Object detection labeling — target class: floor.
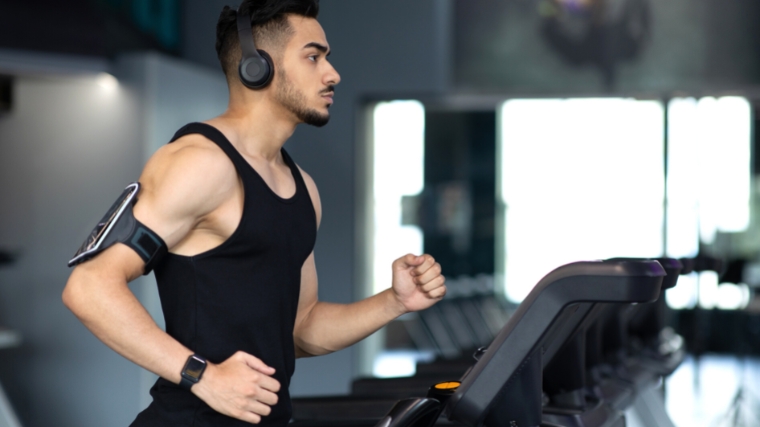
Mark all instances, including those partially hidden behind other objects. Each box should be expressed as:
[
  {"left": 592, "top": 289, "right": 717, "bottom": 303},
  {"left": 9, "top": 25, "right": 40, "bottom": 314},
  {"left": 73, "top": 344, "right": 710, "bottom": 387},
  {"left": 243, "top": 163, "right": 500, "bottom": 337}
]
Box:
[{"left": 665, "top": 355, "right": 760, "bottom": 427}]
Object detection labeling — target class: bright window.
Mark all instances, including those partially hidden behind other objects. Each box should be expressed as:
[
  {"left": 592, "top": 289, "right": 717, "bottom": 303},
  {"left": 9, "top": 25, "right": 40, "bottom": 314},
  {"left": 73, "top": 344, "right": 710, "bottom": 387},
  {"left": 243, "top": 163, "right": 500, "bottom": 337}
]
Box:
[
  {"left": 665, "top": 96, "right": 752, "bottom": 309},
  {"left": 499, "top": 98, "right": 665, "bottom": 302},
  {"left": 371, "top": 101, "right": 425, "bottom": 294}
]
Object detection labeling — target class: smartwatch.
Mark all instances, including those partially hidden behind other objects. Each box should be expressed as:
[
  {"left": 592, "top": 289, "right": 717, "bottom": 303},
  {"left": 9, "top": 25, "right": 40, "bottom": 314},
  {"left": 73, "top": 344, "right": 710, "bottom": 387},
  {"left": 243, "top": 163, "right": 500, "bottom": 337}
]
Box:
[{"left": 180, "top": 354, "right": 208, "bottom": 390}]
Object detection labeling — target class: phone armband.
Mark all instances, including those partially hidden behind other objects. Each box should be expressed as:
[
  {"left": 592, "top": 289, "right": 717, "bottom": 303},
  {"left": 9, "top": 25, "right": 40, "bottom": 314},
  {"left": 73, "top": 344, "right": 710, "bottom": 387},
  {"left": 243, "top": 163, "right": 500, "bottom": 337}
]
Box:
[{"left": 68, "top": 182, "right": 167, "bottom": 275}]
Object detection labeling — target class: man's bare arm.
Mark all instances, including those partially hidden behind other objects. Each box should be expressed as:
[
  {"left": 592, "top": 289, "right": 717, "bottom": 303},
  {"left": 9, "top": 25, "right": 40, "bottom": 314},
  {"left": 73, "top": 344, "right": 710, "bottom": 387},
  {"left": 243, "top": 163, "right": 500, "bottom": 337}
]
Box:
[
  {"left": 65, "top": 244, "right": 196, "bottom": 378},
  {"left": 292, "top": 170, "right": 446, "bottom": 357},
  {"left": 63, "top": 137, "right": 280, "bottom": 424},
  {"left": 293, "top": 253, "right": 444, "bottom": 357}
]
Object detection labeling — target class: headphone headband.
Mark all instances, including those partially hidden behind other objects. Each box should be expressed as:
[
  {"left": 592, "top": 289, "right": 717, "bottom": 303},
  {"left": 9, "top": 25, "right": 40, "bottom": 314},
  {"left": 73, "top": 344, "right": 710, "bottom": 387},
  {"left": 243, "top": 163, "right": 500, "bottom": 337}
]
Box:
[{"left": 236, "top": 3, "right": 258, "bottom": 59}]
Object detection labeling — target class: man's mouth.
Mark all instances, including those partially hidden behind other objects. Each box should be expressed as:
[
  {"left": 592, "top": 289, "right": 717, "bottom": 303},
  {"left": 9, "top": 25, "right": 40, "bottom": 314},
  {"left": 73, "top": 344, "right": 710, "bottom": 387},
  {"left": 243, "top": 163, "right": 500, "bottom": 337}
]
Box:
[{"left": 321, "top": 91, "right": 334, "bottom": 104}]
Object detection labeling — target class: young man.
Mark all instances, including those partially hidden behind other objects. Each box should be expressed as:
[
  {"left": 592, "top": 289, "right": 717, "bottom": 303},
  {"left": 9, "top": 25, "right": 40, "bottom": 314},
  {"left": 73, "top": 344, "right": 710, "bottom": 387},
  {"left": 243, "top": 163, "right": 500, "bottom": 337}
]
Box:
[{"left": 62, "top": 0, "right": 446, "bottom": 426}]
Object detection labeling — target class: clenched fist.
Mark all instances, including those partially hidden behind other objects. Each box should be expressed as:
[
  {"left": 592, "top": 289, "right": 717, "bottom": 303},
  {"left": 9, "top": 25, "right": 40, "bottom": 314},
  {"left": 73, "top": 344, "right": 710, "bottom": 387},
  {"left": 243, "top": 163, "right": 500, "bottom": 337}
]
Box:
[
  {"left": 391, "top": 254, "right": 446, "bottom": 313},
  {"left": 192, "top": 351, "right": 280, "bottom": 424}
]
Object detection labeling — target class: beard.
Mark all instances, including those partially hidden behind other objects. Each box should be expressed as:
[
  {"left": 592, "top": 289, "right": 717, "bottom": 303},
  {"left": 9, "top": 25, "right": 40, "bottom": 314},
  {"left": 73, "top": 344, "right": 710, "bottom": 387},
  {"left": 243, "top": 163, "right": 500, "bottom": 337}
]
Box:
[{"left": 274, "top": 68, "right": 331, "bottom": 127}]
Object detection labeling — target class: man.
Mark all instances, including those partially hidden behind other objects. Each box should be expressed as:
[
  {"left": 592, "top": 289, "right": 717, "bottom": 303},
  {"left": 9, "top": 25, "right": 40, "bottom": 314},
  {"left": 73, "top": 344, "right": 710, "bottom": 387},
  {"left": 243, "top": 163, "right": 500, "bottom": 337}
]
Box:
[{"left": 62, "top": 0, "right": 446, "bottom": 426}]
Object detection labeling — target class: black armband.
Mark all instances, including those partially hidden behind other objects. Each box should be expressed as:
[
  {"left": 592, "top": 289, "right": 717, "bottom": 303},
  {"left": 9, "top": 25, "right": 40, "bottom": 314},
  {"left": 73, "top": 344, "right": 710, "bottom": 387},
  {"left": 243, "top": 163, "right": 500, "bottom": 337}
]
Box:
[{"left": 68, "top": 182, "right": 167, "bottom": 275}]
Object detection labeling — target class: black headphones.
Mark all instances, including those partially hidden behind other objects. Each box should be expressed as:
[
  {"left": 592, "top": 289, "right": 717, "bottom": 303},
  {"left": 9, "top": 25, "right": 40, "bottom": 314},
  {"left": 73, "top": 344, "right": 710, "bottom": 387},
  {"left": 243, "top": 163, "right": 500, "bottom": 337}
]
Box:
[{"left": 237, "top": 2, "right": 274, "bottom": 89}]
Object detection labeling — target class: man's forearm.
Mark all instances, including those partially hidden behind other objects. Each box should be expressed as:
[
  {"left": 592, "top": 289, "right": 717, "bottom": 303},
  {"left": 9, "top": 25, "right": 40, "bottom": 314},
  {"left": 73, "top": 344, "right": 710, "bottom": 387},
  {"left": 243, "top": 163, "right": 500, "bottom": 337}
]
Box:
[
  {"left": 63, "top": 264, "right": 193, "bottom": 384},
  {"left": 294, "top": 289, "right": 406, "bottom": 357}
]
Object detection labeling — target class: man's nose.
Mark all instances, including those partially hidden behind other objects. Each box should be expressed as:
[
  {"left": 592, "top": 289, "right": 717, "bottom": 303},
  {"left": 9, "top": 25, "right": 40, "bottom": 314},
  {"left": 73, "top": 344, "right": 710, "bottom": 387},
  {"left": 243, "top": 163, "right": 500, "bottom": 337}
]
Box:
[{"left": 325, "top": 63, "right": 341, "bottom": 86}]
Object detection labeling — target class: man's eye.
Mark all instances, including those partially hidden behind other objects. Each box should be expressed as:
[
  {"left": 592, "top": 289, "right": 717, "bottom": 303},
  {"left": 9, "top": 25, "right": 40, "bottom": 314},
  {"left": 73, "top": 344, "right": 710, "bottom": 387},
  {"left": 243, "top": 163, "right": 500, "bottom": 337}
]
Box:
[{"left": 308, "top": 56, "right": 317, "bottom": 62}]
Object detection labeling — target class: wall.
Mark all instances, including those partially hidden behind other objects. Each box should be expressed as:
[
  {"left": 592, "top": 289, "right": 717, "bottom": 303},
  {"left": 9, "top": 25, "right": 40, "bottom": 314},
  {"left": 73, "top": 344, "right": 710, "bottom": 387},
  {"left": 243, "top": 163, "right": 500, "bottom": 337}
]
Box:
[
  {"left": 0, "top": 74, "right": 144, "bottom": 427},
  {"left": 454, "top": 0, "right": 760, "bottom": 93}
]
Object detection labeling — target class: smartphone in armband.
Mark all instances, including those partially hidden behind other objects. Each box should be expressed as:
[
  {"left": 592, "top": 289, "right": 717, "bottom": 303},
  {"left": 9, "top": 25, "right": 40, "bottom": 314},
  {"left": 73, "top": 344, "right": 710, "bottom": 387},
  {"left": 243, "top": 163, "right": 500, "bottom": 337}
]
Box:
[{"left": 69, "top": 183, "right": 141, "bottom": 267}]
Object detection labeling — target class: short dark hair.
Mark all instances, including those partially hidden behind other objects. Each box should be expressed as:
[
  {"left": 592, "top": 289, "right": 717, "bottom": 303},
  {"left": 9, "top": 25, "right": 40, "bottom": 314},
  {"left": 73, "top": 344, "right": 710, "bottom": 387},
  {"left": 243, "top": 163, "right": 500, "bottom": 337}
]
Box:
[{"left": 215, "top": 0, "right": 320, "bottom": 81}]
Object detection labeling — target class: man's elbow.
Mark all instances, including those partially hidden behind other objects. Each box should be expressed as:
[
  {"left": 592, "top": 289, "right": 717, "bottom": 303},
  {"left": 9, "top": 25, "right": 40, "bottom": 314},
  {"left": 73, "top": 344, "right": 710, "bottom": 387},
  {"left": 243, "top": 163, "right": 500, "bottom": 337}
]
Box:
[
  {"left": 294, "top": 346, "right": 318, "bottom": 359},
  {"left": 62, "top": 267, "right": 98, "bottom": 317},
  {"left": 62, "top": 270, "right": 84, "bottom": 313},
  {"left": 293, "top": 335, "right": 335, "bottom": 358}
]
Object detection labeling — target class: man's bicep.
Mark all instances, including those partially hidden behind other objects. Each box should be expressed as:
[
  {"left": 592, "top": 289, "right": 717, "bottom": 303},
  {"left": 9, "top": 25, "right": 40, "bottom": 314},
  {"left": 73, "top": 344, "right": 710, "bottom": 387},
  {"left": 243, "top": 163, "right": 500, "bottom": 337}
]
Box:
[
  {"left": 131, "top": 187, "right": 197, "bottom": 252},
  {"left": 132, "top": 143, "right": 234, "bottom": 251}
]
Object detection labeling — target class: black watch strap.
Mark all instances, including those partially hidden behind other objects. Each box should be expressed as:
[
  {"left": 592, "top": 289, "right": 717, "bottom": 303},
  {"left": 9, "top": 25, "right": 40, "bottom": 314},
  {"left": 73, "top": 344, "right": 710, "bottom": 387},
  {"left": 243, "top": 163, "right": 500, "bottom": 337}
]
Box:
[
  {"left": 180, "top": 354, "right": 207, "bottom": 390},
  {"left": 179, "top": 376, "right": 196, "bottom": 390}
]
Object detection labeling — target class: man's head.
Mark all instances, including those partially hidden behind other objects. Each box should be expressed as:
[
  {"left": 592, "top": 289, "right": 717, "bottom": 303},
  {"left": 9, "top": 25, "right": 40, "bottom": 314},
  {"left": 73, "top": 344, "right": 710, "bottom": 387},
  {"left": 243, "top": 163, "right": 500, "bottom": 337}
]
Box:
[{"left": 216, "top": 0, "right": 340, "bottom": 127}]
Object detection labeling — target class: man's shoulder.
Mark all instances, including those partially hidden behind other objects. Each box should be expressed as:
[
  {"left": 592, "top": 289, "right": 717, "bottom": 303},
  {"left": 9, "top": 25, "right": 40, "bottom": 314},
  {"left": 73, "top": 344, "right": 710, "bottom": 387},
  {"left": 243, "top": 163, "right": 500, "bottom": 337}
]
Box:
[
  {"left": 295, "top": 164, "right": 316, "bottom": 188},
  {"left": 138, "top": 133, "right": 239, "bottom": 208},
  {"left": 163, "top": 132, "right": 230, "bottom": 164},
  {"left": 148, "top": 134, "right": 236, "bottom": 181}
]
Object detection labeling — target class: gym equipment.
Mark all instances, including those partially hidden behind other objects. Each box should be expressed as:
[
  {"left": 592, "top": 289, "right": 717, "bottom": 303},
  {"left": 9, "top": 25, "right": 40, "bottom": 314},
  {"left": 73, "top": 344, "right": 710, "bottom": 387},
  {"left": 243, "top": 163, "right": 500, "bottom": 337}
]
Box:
[
  {"left": 584, "top": 258, "right": 686, "bottom": 427},
  {"left": 291, "top": 259, "right": 665, "bottom": 427}
]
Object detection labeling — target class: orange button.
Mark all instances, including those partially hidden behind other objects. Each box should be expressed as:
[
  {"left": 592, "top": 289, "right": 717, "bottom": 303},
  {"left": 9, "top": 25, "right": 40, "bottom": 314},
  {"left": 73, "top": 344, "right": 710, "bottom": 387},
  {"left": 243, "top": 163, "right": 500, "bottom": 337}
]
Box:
[{"left": 434, "top": 381, "right": 461, "bottom": 390}]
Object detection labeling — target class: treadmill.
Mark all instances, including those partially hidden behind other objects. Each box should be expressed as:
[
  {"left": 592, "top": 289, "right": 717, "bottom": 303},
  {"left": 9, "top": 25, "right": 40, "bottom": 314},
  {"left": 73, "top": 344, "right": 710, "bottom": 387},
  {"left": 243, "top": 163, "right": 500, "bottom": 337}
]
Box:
[
  {"left": 582, "top": 258, "right": 685, "bottom": 427},
  {"left": 291, "top": 259, "right": 665, "bottom": 427}
]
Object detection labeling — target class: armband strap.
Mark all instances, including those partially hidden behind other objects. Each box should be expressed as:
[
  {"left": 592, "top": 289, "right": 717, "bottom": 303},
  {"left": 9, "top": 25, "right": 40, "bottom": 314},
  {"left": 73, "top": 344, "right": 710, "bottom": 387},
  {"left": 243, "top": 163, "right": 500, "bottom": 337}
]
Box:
[
  {"left": 122, "top": 219, "right": 168, "bottom": 274},
  {"left": 68, "top": 182, "right": 168, "bottom": 275}
]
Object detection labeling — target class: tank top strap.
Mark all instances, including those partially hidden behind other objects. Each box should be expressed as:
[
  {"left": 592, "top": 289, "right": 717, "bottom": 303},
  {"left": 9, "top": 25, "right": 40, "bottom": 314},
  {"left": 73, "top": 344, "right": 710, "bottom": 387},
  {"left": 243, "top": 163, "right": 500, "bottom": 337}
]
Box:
[
  {"left": 169, "top": 122, "right": 252, "bottom": 177},
  {"left": 280, "top": 148, "right": 308, "bottom": 195}
]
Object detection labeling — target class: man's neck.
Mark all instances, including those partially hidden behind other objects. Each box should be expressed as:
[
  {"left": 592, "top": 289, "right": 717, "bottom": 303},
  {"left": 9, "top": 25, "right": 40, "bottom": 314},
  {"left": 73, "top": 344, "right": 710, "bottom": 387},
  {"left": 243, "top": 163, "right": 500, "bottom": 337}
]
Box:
[{"left": 213, "top": 95, "right": 299, "bottom": 162}]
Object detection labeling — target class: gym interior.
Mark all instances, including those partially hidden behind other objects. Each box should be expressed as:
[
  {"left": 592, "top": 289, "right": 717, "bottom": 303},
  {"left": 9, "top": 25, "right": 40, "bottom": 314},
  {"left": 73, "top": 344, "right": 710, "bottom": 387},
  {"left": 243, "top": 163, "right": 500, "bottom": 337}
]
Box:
[{"left": 0, "top": 0, "right": 759, "bottom": 426}]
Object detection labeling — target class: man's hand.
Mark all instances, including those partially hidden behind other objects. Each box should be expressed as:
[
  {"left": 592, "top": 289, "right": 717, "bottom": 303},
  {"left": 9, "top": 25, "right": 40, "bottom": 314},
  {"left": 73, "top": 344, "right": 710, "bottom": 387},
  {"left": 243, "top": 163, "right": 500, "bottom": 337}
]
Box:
[
  {"left": 192, "top": 351, "right": 281, "bottom": 425},
  {"left": 391, "top": 254, "right": 446, "bottom": 313}
]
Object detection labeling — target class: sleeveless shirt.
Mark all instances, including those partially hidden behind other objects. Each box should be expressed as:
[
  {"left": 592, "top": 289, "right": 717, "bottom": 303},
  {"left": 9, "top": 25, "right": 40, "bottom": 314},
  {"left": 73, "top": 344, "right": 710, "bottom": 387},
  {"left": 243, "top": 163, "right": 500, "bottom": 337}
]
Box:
[{"left": 131, "top": 122, "right": 317, "bottom": 427}]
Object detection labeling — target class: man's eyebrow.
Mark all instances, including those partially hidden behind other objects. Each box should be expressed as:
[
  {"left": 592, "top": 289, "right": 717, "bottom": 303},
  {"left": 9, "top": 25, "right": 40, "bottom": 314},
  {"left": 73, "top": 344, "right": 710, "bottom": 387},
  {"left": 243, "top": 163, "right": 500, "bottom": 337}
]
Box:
[{"left": 303, "top": 42, "right": 330, "bottom": 56}]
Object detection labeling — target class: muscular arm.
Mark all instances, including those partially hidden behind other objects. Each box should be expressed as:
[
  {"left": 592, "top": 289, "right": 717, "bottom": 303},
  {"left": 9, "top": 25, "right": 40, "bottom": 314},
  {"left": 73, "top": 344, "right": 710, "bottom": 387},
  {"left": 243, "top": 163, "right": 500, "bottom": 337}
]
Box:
[
  {"left": 63, "top": 137, "right": 279, "bottom": 424},
  {"left": 64, "top": 140, "right": 220, "bottom": 379},
  {"left": 65, "top": 244, "right": 193, "bottom": 380},
  {"left": 292, "top": 171, "right": 446, "bottom": 357}
]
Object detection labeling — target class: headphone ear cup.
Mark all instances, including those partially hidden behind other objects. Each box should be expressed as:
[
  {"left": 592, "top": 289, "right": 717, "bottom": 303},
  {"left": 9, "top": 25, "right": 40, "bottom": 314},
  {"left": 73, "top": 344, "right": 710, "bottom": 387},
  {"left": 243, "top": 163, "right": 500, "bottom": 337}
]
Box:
[{"left": 239, "top": 49, "right": 274, "bottom": 89}]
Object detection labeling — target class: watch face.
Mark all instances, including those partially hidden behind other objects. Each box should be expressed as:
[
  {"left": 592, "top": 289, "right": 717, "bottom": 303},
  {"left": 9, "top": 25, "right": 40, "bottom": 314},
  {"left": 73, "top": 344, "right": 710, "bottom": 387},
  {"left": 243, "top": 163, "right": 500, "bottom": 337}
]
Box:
[{"left": 183, "top": 355, "right": 207, "bottom": 381}]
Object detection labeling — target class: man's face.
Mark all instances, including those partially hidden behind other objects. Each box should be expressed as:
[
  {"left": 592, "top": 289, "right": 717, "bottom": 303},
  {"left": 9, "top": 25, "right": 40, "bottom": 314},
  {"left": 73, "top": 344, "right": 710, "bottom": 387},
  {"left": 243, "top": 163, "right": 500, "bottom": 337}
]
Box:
[{"left": 272, "top": 16, "right": 340, "bottom": 127}]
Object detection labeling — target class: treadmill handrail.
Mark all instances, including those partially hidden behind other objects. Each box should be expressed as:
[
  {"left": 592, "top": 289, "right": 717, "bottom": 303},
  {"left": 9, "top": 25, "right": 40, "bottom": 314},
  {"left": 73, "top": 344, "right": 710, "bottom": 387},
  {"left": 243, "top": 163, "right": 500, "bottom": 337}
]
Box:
[{"left": 445, "top": 260, "right": 665, "bottom": 426}]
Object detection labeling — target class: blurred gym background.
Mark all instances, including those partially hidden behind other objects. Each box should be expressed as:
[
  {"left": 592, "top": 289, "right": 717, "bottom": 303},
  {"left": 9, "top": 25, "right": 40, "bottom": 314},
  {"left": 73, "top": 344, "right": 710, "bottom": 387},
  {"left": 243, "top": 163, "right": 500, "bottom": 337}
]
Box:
[{"left": 0, "top": 0, "right": 759, "bottom": 426}]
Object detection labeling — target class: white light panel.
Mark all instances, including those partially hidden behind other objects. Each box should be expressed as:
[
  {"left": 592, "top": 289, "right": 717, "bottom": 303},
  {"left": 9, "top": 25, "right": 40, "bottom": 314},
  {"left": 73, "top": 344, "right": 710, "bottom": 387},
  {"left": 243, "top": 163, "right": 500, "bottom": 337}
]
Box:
[
  {"left": 372, "top": 101, "right": 425, "bottom": 294},
  {"left": 666, "top": 96, "right": 751, "bottom": 310},
  {"left": 499, "top": 98, "right": 665, "bottom": 302}
]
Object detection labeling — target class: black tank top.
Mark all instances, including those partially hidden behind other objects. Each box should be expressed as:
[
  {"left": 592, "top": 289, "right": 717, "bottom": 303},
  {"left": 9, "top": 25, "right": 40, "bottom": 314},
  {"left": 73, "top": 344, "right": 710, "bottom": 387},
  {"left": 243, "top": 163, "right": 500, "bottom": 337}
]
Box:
[{"left": 131, "top": 122, "right": 317, "bottom": 427}]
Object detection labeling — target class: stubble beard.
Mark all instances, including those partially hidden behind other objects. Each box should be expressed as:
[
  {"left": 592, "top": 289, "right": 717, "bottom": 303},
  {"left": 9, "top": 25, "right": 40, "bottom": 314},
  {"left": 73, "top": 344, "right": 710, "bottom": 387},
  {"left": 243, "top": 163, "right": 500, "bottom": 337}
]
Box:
[{"left": 274, "top": 68, "right": 331, "bottom": 128}]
